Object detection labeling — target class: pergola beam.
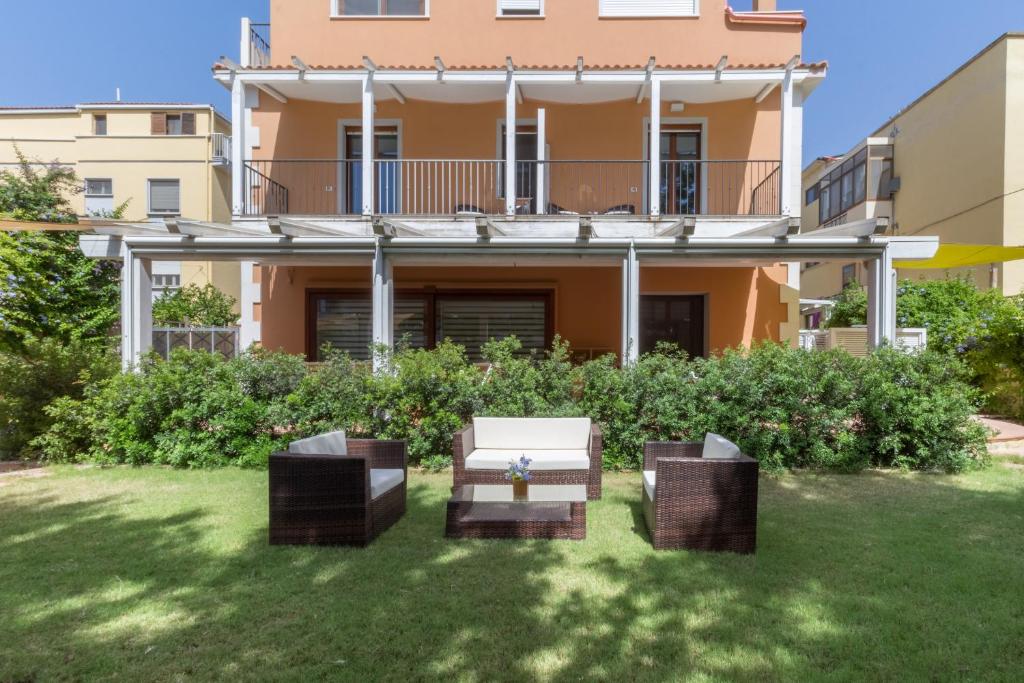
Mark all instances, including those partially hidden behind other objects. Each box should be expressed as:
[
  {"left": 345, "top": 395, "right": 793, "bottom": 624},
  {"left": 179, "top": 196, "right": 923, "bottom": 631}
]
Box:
[
  {"left": 291, "top": 56, "right": 309, "bottom": 80},
  {"left": 802, "top": 217, "right": 889, "bottom": 238},
  {"left": 254, "top": 83, "right": 288, "bottom": 103},
  {"left": 636, "top": 56, "right": 656, "bottom": 103},
  {"left": 475, "top": 217, "right": 505, "bottom": 239},
  {"left": 434, "top": 56, "right": 446, "bottom": 82},
  {"left": 372, "top": 217, "right": 425, "bottom": 238},
  {"left": 715, "top": 55, "right": 729, "bottom": 82},
  {"left": 576, "top": 56, "right": 585, "bottom": 83},
  {"left": 734, "top": 216, "right": 801, "bottom": 238},
  {"left": 655, "top": 216, "right": 697, "bottom": 238},
  {"left": 754, "top": 82, "right": 778, "bottom": 103}
]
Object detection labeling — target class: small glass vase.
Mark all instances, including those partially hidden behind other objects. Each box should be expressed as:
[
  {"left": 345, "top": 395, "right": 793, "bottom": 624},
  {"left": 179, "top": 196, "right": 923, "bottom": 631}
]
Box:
[{"left": 512, "top": 478, "right": 529, "bottom": 501}]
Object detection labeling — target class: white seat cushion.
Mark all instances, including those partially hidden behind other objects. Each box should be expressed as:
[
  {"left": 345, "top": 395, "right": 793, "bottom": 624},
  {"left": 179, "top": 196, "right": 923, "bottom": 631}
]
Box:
[
  {"left": 642, "top": 470, "right": 656, "bottom": 500},
  {"left": 288, "top": 430, "right": 347, "bottom": 456},
  {"left": 464, "top": 448, "right": 591, "bottom": 471},
  {"left": 370, "top": 469, "right": 404, "bottom": 499},
  {"left": 703, "top": 433, "right": 741, "bottom": 460},
  {"left": 472, "top": 417, "right": 591, "bottom": 450}
]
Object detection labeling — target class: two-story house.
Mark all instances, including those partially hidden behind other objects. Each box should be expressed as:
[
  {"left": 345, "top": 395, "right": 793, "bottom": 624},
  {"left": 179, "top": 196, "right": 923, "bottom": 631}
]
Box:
[
  {"left": 0, "top": 102, "right": 239, "bottom": 304},
  {"left": 81, "top": 0, "right": 940, "bottom": 368},
  {"left": 801, "top": 32, "right": 1024, "bottom": 319}
]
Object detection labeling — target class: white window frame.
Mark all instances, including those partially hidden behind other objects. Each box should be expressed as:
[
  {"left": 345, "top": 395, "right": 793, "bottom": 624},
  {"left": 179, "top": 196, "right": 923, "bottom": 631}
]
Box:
[
  {"left": 84, "top": 178, "right": 113, "bottom": 197},
  {"left": 598, "top": 0, "right": 700, "bottom": 18},
  {"left": 147, "top": 178, "right": 181, "bottom": 216},
  {"left": 497, "top": 0, "right": 543, "bottom": 18},
  {"left": 331, "top": 0, "right": 430, "bottom": 18}
]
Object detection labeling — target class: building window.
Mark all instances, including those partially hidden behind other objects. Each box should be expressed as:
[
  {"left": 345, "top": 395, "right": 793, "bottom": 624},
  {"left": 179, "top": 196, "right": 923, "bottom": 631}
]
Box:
[
  {"left": 599, "top": 0, "right": 697, "bottom": 17},
  {"left": 805, "top": 183, "right": 819, "bottom": 206},
  {"left": 498, "top": 0, "right": 542, "bottom": 16},
  {"left": 308, "top": 290, "right": 552, "bottom": 362},
  {"left": 151, "top": 112, "right": 196, "bottom": 136},
  {"left": 334, "top": 0, "right": 427, "bottom": 16},
  {"left": 153, "top": 274, "right": 182, "bottom": 300},
  {"left": 842, "top": 264, "right": 857, "bottom": 288},
  {"left": 93, "top": 114, "right": 107, "bottom": 136},
  {"left": 640, "top": 295, "right": 706, "bottom": 359},
  {"left": 84, "top": 178, "right": 114, "bottom": 216},
  {"left": 148, "top": 179, "right": 181, "bottom": 216},
  {"left": 818, "top": 149, "right": 868, "bottom": 225}
]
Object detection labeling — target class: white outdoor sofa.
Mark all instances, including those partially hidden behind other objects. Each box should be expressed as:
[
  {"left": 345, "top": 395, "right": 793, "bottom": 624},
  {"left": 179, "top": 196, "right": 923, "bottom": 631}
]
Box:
[{"left": 453, "top": 417, "right": 603, "bottom": 500}]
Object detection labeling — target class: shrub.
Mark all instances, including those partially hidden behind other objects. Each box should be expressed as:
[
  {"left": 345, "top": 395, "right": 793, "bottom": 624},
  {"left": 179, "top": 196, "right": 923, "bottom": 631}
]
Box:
[
  {"left": 0, "top": 337, "right": 117, "bottom": 459},
  {"left": 153, "top": 284, "right": 239, "bottom": 327},
  {"left": 369, "top": 341, "right": 482, "bottom": 470},
  {"left": 33, "top": 340, "right": 988, "bottom": 474}
]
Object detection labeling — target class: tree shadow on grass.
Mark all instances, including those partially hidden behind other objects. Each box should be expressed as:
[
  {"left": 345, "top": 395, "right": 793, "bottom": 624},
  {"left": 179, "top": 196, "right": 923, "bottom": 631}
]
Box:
[{"left": 1, "top": 469, "right": 1023, "bottom": 681}]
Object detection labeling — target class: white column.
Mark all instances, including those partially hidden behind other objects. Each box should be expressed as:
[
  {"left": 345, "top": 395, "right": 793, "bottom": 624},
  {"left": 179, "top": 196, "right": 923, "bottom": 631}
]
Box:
[
  {"left": 240, "top": 17, "right": 252, "bottom": 68},
  {"left": 230, "top": 79, "right": 247, "bottom": 217},
  {"left": 362, "top": 74, "right": 375, "bottom": 216},
  {"left": 120, "top": 245, "right": 153, "bottom": 370},
  {"left": 779, "top": 73, "right": 803, "bottom": 217},
  {"left": 505, "top": 74, "right": 517, "bottom": 215},
  {"left": 867, "top": 246, "right": 896, "bottom": 349},
  {"left": 536, "top": 108, "right": 546, "bottom": 214},
  {"left": 239, "top": 261, "right": 262, "bottom": 350},
  {"left": 648, "top": 78, "right": 661, "bottom": 217},
  {"left": 372, "top": 242, "right": 394, "bottom": 372},
  {"left": 621, "top": 243, "right": 641, "bottom": 364}
]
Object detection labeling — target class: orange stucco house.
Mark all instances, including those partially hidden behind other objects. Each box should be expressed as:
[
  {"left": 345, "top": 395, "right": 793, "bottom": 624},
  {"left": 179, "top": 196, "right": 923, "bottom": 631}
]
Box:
[{"left": 85, "top": 1, "right": 939, "bottom": 368}]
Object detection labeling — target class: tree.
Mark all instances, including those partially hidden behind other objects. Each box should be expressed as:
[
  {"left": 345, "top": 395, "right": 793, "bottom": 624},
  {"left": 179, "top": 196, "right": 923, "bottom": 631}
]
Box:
[
  {"left": 0, "top": 150, "right": 121, "bottom": 353},
  {"left": 826, "top": 283, "right": 867, "bottom": 329},
  {"left": 153, "top": 284, "right": 239, "bottom": 327}
]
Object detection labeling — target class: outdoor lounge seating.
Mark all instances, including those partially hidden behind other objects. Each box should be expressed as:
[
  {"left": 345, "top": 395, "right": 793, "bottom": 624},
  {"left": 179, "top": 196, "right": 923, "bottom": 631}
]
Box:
[
  {"left": 269, "top": 431, "right": 407, "bottom": 546},
  {"left": 453, "top": 417, "right": 603, "bottom": 500},
  {"left": 642, "top": 434, "right": 759, "bottom": 553}
]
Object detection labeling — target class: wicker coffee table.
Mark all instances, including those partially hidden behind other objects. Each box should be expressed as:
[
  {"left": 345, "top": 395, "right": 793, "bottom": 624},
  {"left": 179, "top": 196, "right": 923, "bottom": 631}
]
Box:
[{"left": 445, "top": 484, "right": 586, "bottom": 540}]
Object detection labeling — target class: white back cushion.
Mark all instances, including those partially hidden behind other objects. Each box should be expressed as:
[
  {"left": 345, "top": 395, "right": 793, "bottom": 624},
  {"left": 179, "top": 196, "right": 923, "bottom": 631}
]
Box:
[
  {"left": 473, "top": 417, "right": 592, "bottom": 450},
  {"left": 703, "top": 433, "right": 740, "bottom": 460},
  {"left": 288, "top": 431, "right": 348, "bottom": 456}
]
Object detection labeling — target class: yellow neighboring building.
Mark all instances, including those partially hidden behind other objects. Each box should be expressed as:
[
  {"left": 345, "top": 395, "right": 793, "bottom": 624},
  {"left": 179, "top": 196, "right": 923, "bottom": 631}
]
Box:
[
  {"left": 0, "top": 102, "right": 239, "bottom": 305},
  {"left": 801, "top": 32, "right": 1024, "bottom": 321}
]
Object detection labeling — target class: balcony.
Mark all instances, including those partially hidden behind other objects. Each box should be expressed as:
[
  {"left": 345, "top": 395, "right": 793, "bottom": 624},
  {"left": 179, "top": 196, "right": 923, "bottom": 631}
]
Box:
[
  {"left": 211, "top": 133, "right": 232, "bottom": 166},
  {"left": 241, "top": 158, "right": 780, "bottom": 217}
]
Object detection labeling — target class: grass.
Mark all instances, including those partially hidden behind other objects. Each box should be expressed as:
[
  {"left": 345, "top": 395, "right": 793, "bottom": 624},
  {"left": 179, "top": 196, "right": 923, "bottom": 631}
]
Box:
[{"left": 1, "top": 465, "right": 1023, "bottom": 682}]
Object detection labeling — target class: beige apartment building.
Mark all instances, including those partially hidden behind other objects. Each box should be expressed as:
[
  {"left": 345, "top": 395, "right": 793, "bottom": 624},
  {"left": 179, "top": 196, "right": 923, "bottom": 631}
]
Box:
[
  {"left": 0, "top": 103, "right": 239, "bottom": 303},
  {"left": 802, "top": 32, "right": 1024, "bottom": 320}
]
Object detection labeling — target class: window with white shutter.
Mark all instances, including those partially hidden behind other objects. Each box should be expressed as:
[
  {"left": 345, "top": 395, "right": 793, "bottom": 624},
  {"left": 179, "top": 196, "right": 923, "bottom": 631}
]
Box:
[
  {"left": 599, "top": 0, "right": 698, "bottom": 17},
  {"left": 148, "top": 179, "right": 181, "bottom": 215},
  {"left": 499, "top": 0, "right": 542, "bottom": 16}
]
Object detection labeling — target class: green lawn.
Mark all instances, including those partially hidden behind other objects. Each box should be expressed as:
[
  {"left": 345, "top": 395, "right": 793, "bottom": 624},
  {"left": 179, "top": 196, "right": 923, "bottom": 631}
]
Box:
[{"left": 1, "top": 465, "right": 1023, "bottom": 682}]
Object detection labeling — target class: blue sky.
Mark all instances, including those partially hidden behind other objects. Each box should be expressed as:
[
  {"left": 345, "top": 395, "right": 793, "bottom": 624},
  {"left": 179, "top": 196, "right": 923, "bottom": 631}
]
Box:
[{"left": 2, "top": 0, "right": 1023, "bottom": 166}]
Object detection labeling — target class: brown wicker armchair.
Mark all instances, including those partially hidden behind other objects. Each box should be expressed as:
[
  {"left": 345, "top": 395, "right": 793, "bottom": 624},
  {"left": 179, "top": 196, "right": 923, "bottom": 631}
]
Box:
[
  {"left": 269, "top": 437, "right": 407, "bottom": 547},
  {"left": 453, "top": 418, "right": 603, "bottom": 500},
  {"left": 641, "top": 440, "right": 759, "bottom": 553}
]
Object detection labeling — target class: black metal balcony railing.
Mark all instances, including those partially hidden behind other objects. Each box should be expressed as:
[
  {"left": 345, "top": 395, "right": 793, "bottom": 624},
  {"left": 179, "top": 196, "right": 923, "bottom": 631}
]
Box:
[
  {"left": 240, "top": 159, "right": 781, "bottom": 217},
  {"left": 249, "top": 23, "right": 271, "bottom": 67}
]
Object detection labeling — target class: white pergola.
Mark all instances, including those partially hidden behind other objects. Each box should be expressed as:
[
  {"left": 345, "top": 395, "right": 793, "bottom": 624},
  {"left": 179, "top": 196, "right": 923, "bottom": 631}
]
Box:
[{"left": 81, "top": 217, "right": 936, "bottom": 371}]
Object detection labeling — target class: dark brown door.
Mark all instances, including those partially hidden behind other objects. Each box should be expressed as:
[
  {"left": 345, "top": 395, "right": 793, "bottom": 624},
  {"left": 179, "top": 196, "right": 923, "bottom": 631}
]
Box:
[
  {"left": 659, "top": 128, "right": 701, "bottom": 215},
  {"left": 640, "top": 295, "right": 705, "bottom": 358}
]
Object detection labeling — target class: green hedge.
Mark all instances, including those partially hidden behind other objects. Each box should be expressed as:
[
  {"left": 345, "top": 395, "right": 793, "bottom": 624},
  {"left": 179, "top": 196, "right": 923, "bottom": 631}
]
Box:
[{"left": 30, "top": 339, "right": 989, "bottom": 474}]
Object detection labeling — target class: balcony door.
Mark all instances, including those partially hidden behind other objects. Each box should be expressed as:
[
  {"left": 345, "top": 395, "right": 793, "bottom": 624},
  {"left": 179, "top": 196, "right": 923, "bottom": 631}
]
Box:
[
  {"left": 658, "top": 127, "right": 702, "bottom": 215},
  {"left": 640, "top": 294, "right": 706, "bottom": 358},
  {"left": 345, "top": 126, "right": 400, "bottom": 214},
  {"left": 499, "top": 124, "right": 538, "bottom": 213}
]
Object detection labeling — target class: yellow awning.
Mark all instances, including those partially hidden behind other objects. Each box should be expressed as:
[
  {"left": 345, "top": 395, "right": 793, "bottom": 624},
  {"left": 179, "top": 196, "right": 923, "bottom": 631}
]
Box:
[{"left": 894, "top": 244, "right": 1024, "bottom": 270}]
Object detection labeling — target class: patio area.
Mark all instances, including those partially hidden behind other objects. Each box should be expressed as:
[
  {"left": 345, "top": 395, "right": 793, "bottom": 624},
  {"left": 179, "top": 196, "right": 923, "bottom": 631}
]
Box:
[{"left": 2, "top": 465, "right": 1022, "bottom": 680}]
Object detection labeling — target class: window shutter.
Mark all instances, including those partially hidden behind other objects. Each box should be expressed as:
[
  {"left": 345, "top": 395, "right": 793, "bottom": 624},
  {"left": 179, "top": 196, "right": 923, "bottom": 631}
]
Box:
[
  {"left": 599, "top": 0, "right": 697, "bottom": 17},
  {"left": 500, "top": 0, "right": 542, "bottom": 13},
  {"left": 149, "top": 180, "right": 180, "bottom": 214},
  {"left": 315, "top": 298, "right": 373, "bottom": 361},
  {"left": 436, "top": 297, "right": 548, "bottom": 362},
  {"left": 181, "top": 112, "right": 196, "bottom": 135},
  {"left": 151, "top": 113, "right": 167, "bottom": 135}
]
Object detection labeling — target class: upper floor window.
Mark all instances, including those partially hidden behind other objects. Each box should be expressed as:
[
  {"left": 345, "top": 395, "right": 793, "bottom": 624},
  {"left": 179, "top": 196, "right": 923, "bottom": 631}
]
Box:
[
  {"left": 499, "top": 0, "right": 543, "bottom": 16},
  {"left": 148, "top": 179, "right": 181, "bottom": 216},
  {"left": 151, "top": 112, "right": 196, "bottom": 136},
  {"left": 92, "top": 114, "right": 107, "bottom": 136},
  {"left": 599, "top": 0, "right": 698, "bottom": 17},
  {"left": 334, "top": 0, "right": 427, "bottom": 16}
]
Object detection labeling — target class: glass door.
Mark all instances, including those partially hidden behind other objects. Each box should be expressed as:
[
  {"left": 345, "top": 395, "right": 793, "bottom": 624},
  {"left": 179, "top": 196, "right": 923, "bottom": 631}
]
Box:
[
  {"left": 658, "top": 128, "right": 701, "bottom": 215},
  {"left": 345, "top": 127, "right": 400, "bottom": 214},
  {"left": 640, "top": 295, "right": 705, "bottom": 358}
]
